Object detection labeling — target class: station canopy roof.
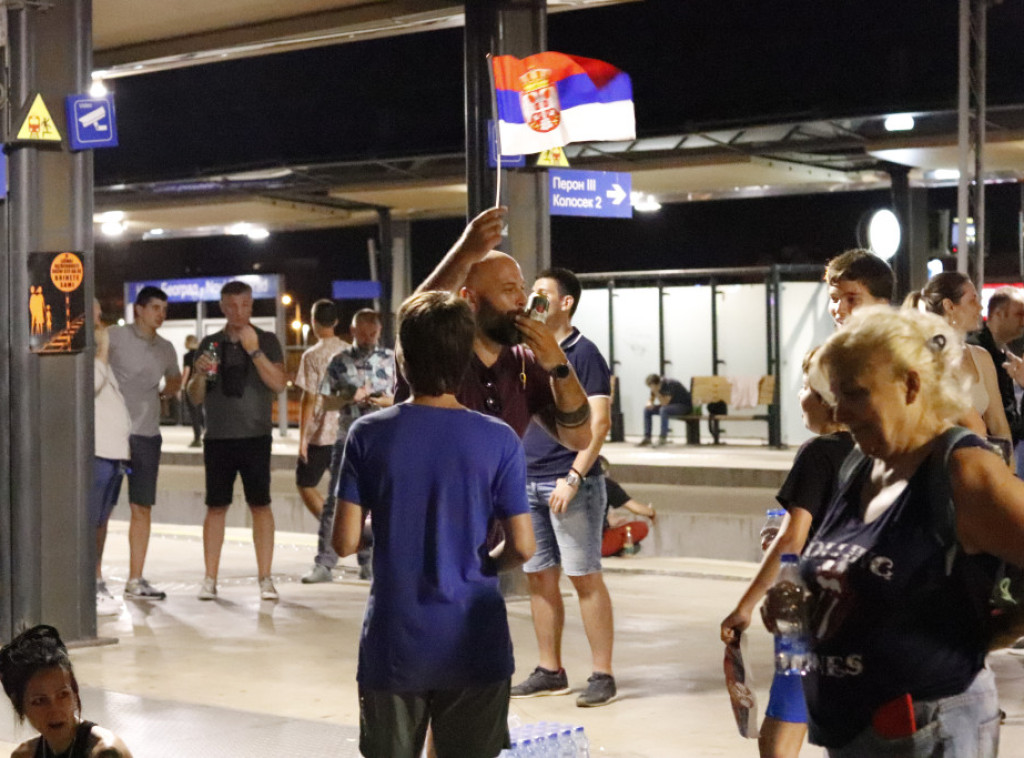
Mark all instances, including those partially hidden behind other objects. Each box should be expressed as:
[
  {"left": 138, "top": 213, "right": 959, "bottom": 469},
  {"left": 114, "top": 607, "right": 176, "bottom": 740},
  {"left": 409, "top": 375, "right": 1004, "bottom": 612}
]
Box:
[{"left": 92, "top": 0, "right": 1024, "bottom": 239}]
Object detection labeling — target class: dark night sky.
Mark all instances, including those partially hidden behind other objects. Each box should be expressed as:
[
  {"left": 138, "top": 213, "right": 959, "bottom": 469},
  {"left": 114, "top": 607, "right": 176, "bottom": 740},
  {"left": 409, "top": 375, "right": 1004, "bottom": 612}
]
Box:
[{"left": 95, "top": 0, "right": 1024, "bottom": 309}]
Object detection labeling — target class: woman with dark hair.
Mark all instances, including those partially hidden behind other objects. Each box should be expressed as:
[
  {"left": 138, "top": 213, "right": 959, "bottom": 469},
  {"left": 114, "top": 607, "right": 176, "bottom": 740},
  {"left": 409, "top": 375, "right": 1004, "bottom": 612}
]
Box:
[
  {"left": 904, "top": 272, "right": 1012, "bottom": 450},
  {"left": 0, "top": 625, "right": 131, "bottom": 758}
]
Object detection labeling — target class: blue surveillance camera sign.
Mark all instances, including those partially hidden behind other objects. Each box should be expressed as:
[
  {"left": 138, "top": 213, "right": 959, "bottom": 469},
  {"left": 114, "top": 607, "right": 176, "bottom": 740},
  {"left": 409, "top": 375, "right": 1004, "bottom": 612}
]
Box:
[{"left": 65, "top": 94, "right": 118, "bottom": 150}]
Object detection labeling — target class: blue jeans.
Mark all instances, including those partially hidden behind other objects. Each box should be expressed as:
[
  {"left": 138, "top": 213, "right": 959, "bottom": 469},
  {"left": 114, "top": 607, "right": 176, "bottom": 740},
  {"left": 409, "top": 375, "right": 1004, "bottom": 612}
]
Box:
[
  {"left": 643, "top": 403, "right": 690, "bottom": 439},
  {"left": 523, "top": 475, "right": 606, "bottom": 576},
  {"left": 827, "top": 667, "right": 999, "bottom": 758},
  {"left": 314, "top": 439, "right": 371, "bottom": 570}
]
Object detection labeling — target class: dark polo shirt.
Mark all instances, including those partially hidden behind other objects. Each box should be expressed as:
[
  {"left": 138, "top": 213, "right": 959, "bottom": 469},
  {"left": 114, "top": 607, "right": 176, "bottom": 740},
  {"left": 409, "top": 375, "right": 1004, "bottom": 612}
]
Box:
[{"left": 394, "top": 344, "right": 554, "bottom": 438}]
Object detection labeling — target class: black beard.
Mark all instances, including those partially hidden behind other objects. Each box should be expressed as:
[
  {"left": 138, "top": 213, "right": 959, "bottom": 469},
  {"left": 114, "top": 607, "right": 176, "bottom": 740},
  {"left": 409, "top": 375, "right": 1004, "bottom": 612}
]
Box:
[{"left": 477, "top": 297, "right": 522, "bottom": 346}]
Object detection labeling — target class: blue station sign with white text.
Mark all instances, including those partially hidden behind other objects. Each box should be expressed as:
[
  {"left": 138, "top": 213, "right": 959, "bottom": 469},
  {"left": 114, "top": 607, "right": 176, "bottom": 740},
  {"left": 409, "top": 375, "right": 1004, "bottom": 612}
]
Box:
[
  {"left": 126, "top": 275, "right": 279, "bottom": 304},
  {"left": 548, "top": 168, "right": 632, "bottom": 219}
]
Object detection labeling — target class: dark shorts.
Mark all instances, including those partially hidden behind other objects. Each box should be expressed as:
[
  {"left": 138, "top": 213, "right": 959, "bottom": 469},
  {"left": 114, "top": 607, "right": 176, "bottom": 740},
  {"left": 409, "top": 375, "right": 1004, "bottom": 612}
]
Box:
[
  {"left": 203, "top": 436, "right": 272, "bottom": 507},
  {"left": 90, "top": 458, "right": 125, "bottom": 529},
  {"left": 295, "top": 444, "right": 333, "bottom": 488},
  {"left": 127, "top": 434, "right": 162, "bottom": 506},
  {"left": 359, "top": 680, "right": 510, "bottom": 758}
]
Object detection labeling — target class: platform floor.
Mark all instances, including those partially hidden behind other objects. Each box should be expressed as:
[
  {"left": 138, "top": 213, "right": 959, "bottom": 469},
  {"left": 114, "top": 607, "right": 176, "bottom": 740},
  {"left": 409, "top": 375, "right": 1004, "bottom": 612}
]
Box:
[{"left": 2, "top": 521, "right": 1024, "bottom": 757}]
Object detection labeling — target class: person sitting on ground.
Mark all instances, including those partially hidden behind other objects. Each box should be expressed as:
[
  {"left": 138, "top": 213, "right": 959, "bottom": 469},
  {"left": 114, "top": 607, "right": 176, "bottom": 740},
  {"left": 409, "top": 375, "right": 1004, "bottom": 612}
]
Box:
[
  {"left": 638, "top": 374, "right": 692, "bottom": 447},
  {"left": 596, "top": 456, "right": 656, "bottom": 557},
  {"left": 0, "top": 625, "right": 133, "bottom": 758}
]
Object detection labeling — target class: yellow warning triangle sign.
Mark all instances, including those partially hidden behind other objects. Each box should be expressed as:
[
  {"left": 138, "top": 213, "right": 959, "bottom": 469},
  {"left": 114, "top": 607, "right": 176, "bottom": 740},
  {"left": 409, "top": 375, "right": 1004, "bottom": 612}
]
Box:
[
  {"left": 16, "top": 94, "right": 62, "bottom": 142},
  {"left": 536, "top": 147, "right": 569, "bottom": 167}
]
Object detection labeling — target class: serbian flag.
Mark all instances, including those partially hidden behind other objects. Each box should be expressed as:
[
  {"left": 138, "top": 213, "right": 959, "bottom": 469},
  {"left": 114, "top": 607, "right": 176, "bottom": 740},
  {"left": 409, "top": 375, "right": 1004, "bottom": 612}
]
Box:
[{"left": 491, "top": 52, "right": 635, "bottom": 156}]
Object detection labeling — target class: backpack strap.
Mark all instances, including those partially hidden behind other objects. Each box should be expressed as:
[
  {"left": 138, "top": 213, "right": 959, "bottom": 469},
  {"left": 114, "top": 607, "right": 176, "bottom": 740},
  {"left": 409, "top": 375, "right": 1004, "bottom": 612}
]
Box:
[
  {"left": 921, "top": 426, "right": 976, "bottom": 576},
  {"left": 836, "top": 426, "right": 976, "bottom": 576}
]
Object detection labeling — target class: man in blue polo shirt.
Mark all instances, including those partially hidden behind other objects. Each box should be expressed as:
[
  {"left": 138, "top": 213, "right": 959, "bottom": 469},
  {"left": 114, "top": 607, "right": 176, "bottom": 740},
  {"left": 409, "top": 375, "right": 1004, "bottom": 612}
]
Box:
[{"left": 512, "top": 268, "right": 618, "bottom": 708}]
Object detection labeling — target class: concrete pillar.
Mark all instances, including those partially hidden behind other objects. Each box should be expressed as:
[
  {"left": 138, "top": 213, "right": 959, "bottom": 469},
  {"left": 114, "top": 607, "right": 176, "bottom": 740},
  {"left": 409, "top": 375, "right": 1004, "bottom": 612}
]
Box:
[{"left": 2, "top": 0, "right": 95, "bottom": 643}]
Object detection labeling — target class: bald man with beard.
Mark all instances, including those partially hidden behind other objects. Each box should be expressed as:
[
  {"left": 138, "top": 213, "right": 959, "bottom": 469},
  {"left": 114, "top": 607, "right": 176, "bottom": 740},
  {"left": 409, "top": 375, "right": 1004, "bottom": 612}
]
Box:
[{"left": 405, "top": 206, "right": 591, "bottom": 451}]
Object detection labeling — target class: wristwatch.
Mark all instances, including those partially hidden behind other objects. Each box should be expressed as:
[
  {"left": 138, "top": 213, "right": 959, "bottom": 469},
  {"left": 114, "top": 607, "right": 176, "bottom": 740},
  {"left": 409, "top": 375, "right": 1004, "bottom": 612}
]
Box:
[
  {"left": 248, "top": 348, "right": 264, "bottom": 361},
  {"left": 565, "top": 470, "right": 581, "bottom": 488},
  {"left": 549, "top": 363, "right": 571, "bottom": 379}
]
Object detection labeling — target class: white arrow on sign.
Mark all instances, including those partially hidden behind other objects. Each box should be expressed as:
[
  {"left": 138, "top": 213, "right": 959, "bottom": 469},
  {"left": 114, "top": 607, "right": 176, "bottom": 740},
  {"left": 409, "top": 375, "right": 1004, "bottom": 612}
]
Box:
[{"left": 606, "top": 183, "right": 627, "bottom": 205}]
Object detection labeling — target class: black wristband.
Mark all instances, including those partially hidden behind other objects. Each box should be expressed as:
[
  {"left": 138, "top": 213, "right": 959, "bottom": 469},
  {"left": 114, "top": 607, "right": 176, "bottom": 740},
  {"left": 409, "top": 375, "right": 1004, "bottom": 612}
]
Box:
[{"left": 555, "top": 402, "right": 591, "bottom": 428}]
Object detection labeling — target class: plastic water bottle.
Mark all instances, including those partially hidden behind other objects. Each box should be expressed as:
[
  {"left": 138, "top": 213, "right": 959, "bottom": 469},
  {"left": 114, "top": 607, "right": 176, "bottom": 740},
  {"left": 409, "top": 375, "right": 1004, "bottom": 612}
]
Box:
[
  {"left": 558, "top": 728, "right": 576, "bottom": 757},
  {"left": 519, "top": 738, "right": 537, "bottom": 757},
  {"left": 621, "top": 525, "right": 636, "bottom": 556},
  {"left": 760, "top": 508, "right": 785, "bottom": 553},
  {"left": 571, "top": 726, "right": 590, "bottom": 758},
  {"left": 773, "top": 553, "right": 811, "bottom": 675}
]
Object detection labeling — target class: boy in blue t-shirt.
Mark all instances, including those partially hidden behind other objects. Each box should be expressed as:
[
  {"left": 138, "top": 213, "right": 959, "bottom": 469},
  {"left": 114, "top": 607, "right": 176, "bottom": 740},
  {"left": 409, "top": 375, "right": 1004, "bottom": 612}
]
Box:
[{"left": 333, "top": 290, "right": 535, "bottom": 758}]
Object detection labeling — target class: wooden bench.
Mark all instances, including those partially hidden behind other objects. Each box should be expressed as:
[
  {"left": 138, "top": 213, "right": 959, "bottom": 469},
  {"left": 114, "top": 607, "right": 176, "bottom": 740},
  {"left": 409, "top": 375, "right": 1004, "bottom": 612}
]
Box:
[{"left": 673, "top": 375, "right": 778, "bottom": 446}]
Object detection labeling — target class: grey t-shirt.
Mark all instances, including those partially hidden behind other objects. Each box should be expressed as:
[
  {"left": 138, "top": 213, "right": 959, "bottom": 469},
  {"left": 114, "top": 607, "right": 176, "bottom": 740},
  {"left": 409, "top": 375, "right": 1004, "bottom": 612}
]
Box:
[
  {"left": 107, "top": 324, "right": 181, "bottom": 437},
  {"left": 198, "top": 328, "right": 284, "bottom": 439}
]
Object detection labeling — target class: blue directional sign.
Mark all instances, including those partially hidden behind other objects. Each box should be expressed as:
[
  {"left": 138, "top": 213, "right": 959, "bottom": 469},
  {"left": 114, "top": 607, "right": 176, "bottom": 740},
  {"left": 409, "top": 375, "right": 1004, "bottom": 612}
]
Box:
[
  {"left": 65, "top": 94, "right": 118, "bottom": 150},
  {"left": 548, "top": 169, "right": 632, "bottom": 218}
]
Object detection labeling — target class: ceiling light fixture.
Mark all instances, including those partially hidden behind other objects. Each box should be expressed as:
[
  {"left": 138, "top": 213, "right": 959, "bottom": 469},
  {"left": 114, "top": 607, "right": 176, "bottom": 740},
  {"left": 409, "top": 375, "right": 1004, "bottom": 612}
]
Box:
[
  {"left": 884, "top": 113, "right": 915, "bottom": 132},
  {"left": 631, "top": 191, "right": 662, "bottom": 212},
  {"left": 101, "top": 221, "right": 125, "bottom": 237}
]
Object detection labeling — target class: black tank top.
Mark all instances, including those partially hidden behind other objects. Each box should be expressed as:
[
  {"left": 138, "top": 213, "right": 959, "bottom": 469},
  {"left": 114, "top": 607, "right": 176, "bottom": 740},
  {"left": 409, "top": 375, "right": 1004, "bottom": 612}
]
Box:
[
  {"left": 33, "top": 721, "right": 95, "bottom": 758},
  {"left": 799, "top": 433, "right": 999, "bottom": 747}
]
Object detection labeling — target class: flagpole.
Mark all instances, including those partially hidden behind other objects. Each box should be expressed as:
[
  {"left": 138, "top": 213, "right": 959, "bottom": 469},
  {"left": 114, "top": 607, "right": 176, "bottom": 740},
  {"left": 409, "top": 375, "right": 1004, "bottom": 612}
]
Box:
[{"left": 486, "top": 53, "right": 502, "bottom": 208}]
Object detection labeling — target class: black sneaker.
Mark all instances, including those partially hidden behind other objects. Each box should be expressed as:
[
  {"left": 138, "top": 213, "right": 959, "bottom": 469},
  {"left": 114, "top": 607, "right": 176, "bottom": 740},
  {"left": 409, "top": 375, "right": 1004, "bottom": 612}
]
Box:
[
  {"left": 635, "top": 438, "right": 652, "bottom": 447},
  {"left": 510, "top": 666, "right": 571, "bottom": 698},
  {"left": 576, "top": 672, "right": 617, "bottom": 707}
]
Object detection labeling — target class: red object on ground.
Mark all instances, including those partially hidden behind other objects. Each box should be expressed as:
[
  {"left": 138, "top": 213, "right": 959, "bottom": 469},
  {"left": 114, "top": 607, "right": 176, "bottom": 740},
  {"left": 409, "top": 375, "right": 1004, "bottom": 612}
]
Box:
[{"left": 602, "top": 521, "right": 649, "bottom": 557}]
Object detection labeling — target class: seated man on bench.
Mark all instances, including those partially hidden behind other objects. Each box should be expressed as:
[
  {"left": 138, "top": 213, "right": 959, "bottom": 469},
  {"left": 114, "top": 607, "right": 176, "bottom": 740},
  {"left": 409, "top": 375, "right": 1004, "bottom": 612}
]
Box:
[{"left": 638, "top": 374, "right": 692, "bottom": 447}]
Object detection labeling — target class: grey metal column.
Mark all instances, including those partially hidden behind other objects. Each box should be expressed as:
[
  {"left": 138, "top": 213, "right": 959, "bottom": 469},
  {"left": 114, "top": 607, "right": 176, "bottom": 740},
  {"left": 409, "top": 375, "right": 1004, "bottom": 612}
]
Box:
[
  {"left": 390, "top": 219, "right": 412, "bottom": 317},
  {"left": 275, "top": 275, "right": 287, "bottom": 437},
  {"left": 607, "top": 280, "right": 624, "bottom": 442},
  {"left": 955, "top": 0, "right": 987, "bottom": 285},
  {"left": 376, "top": 208, "right": 395, "bottom": 341},
  {"left": 889, "top": 165, "right": 930, "bottom": 299},
  {"left": 464, "top": 0, "right": 549, "bottom": 278},
  {"left": 4, "top": 0, "right": 95, "bottom": 641}
]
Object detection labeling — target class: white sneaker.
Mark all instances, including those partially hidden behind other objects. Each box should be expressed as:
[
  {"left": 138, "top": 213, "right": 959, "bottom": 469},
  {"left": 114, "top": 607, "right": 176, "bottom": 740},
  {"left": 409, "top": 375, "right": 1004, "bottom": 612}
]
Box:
[
  {"left": 197, "top": 576, "right": 217, "bottom": 601},
  {"left": 124, "top": 577, "right": 167, "bottom": 601},
  {"left": 300, "top": 564, "right": 332, "bottom": 584},
  {"left": 259, "top": 577, "right": 279, "bottom": 601},
  {"left": 96, "top": 590, "right": 123, "bottom": 617}
]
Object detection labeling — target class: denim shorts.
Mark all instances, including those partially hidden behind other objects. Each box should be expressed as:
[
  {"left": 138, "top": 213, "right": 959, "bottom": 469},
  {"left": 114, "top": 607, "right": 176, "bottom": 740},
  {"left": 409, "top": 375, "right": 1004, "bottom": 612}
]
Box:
[
  {"left": 90, "top": 457, "right": 125, "bottom": 529},
  {"left": 523, "top": 475, "right": 605, "bottom": 576},
  {"left": 826, "top": 667, "right": 999, "bottom": 758}
]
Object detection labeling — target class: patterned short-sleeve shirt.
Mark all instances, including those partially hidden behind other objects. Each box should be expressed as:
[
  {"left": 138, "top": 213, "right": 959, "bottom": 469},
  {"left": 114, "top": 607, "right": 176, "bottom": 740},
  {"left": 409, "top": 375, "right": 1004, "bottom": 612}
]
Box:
[
  {"left": 321, "top": 343, "right": 397, "bottom": 441},
  {"left": 295, "top": 336, "right": 348, "bottom": 446}
]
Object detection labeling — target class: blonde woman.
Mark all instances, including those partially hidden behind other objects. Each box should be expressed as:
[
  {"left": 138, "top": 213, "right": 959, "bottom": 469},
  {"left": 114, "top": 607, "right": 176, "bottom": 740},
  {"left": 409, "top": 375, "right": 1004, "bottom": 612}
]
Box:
[{"left": 763, "top": 306, "right": 1024, "bottom": 757}]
